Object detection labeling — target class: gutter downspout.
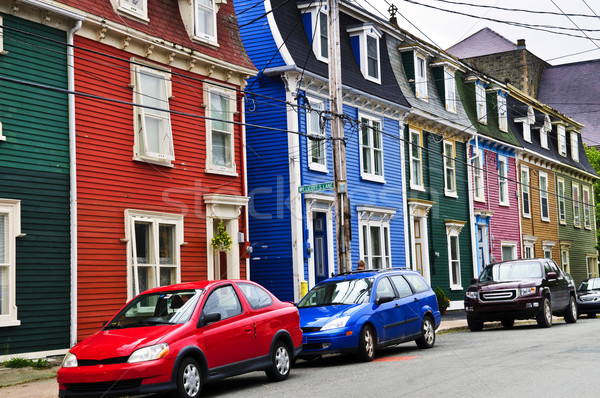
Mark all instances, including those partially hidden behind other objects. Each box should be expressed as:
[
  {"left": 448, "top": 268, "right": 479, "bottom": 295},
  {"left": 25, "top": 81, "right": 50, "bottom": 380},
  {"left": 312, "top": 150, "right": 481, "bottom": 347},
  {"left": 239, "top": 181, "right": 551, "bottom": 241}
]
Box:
[{"left": 69, "top": 19, "right": 82, "bottom": 347}]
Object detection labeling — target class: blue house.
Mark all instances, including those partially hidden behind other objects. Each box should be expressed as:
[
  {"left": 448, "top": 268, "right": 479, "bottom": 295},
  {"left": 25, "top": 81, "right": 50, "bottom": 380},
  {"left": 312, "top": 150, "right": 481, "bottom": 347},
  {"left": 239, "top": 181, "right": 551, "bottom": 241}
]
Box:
[{"left": 236, "top": 0, "right": 411, "bottom": 301}]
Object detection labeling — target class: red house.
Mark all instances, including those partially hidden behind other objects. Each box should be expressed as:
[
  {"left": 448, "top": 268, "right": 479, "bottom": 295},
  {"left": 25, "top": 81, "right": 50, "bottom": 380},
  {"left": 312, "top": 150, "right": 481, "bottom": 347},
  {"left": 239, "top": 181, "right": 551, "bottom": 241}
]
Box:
[{"left": 55, "top": 0, "right": 255, "bottom": 339}]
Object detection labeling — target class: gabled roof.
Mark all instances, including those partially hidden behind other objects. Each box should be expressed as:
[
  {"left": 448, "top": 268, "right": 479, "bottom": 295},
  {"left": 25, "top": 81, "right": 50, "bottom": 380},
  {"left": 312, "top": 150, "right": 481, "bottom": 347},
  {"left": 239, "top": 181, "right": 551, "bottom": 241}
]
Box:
[
  {"left": 55, "top": 0, "right": 254, "bottom": 71},
  {"left": 446, "top": 27, "right": 517, "bottom": 59},
  {"left": 538, "top": 59, "right": 600, "bottom": 147}
]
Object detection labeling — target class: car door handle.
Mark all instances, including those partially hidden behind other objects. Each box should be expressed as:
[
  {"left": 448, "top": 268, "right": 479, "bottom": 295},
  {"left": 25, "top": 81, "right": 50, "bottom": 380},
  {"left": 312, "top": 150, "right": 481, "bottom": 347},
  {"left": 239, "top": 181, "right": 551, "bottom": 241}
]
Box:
[{"left": 414, "top": 297, "right": 419, "bottom": 302}]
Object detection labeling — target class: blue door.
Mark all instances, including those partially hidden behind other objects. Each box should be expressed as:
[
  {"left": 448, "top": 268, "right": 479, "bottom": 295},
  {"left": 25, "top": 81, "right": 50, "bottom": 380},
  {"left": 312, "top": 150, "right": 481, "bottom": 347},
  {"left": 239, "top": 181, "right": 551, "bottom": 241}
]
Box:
[{"left": 313, "top": 212, "right": 328, "bottom": 284}]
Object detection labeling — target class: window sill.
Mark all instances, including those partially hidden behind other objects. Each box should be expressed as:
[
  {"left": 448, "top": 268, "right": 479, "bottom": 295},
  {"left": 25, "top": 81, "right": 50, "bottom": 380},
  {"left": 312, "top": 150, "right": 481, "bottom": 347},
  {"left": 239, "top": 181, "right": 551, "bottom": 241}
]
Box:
[
  {"left": 474, "top": 197, "right": 486, "bottom": 203},
  {"left": 541, "top": 218, "right": 550, "bottom": 223},
  {"left": 117, "top": 7, "right": 149, "bottom": 23},
  {"left": 574, "top": 224, "right": 581, "bottom": 229},
  {"left": 308, "top": 163, "right": 329, "bottom": 174},
  {"left": 205, "top": 167, "right": 238, "bottom": 177},
  {"left": 191, "top": 35, "right": 219, "bottom": 48},
  {"left": 559, "top": 220, "right": 567, "bottom": 225},
  {"left": 361, "top": 174, "right": 386, "bottom": 184},
  {"left": 450, "top": 286, "right": 463, "bottom": 291},
  {"left": 410, "top": 184, "right": 426, "bottom": 192},
  {"left": 133, "top": 156, "right": 174, "bottom": 168},
  {"left": 499, "top": 202, "right": 510, "bottom": 207},
  {"left": 0, "top": 319, "right": 21, "bottom": 328},
  {"left": 444, "top": 191, "right": 458, "bottom": 199},
  {"left": 523, "top": 214, "right": 531, "bottom": 219}
]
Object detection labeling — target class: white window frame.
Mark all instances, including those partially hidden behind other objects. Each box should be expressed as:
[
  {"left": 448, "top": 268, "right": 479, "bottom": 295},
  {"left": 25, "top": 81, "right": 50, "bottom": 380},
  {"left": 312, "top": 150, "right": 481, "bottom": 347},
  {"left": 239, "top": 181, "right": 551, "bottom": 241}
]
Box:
[
  {"left": 523, "top": 236, "right": 536, "bottom": 259},
  {"left": 0, "top": 199, "right": 21, "bottom": 327},
  {"left": 501, "top": 242, "right": 517, "bottom": 261},
  {"left": 476, "top": 81, "right": 487, "bottom": 125},
  {"left": 573, "top": 182, "right": 581, "bottom": 227},
  {"left": 132, "top": 63, "right": 174, "bottom": 165},
  {"left": 583, "top": 185, "right": 591, "bottom": 229},
  {"left": 415, "top": 53, "right": 428, "bottom": 101},
  {"left": 539, "top": 171, "right": 550, "bottom": 222},
  {"left": 540, "top": 115, "right": 550, "bottom": 149},
  {"left": 347, "top": 24, "right": 381, "bottom": 84},
  {"left": 306, "top": 97, "right": 327, "bottom": 172},
  {"left": 358, "top": 206, "right": 395, "bottom": 270},
  {"left": 409, "top": 129, "right": 424, "bottom": 191},
  {"left": 125, "top": 209, "right": 184, "bottom": 299},
  {"left": 194, "top": 0, "right": 218, "bottom": 45},
  {"left": 571, "top": 132, "right": 580, "bottom": 162},
  {"left": 206, "top": 86, "right": 237, "bottom": 176},
  {"left": 517, "top": 106, "right": 535, "bottom": 143},
  {"left": 557, "top": 177, "right": 566, "bottom": 224},
  {"left": 587, "top": 256, "right": 599, "bottom": 278},
  {"left": 117, "top": 0, "right": 148, "bottom": 21},
  {"left": 497, "top": 91, "right": 507, "bottom": 132},
  {"left": 498, "top": 155, "right": 509, "bottom": 206},
  {"left": 298, "top": 3, "right": 328, "bottom": 63},
  {"left": 359, "top": 114, "right": 384, "bottom": 182},
  {"left": 558, "top": 124, "right": 567, "bottom": 157},
  {"left": 521, "top": 166, "right": 531, "bottom": 218},
  {"left": 444, "top": 67, "right": 456, "bottom": 113},
  {"left": 443, "top": 140, "right": 457, "bottom": 197},
  {"left": 561, "top": 248, "right": 570, "bottom": 274},
  {"left": 445, "top": 221, "right": 465, "bottom": 290},
  {"left": 472, "top": 148, "right": 485, "bottom": 202}
]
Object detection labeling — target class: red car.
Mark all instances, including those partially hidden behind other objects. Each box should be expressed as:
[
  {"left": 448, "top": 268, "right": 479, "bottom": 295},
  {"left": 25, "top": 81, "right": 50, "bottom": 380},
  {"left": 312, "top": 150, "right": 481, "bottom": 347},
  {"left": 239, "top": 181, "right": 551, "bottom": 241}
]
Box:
[{"left": 57, "top": 280, "right": 302, "bottom": 398}]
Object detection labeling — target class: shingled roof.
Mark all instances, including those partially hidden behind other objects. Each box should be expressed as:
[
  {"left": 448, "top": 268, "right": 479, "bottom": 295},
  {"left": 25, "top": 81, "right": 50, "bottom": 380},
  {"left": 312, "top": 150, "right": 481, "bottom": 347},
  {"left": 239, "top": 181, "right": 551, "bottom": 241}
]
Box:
[{"left": 446, "top": 27, "right": 517, "bottom": 59}]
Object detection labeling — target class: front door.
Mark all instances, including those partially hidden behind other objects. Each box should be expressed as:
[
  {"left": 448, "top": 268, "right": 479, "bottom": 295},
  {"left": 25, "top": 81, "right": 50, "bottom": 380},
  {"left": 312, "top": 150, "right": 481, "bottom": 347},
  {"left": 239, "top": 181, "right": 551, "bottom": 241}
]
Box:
[
  {"left": 477, "top": 224, "right": 489, "bottom": 275},
  {"left": 313, "top": 212, "right": 328, "bottom": 284}
]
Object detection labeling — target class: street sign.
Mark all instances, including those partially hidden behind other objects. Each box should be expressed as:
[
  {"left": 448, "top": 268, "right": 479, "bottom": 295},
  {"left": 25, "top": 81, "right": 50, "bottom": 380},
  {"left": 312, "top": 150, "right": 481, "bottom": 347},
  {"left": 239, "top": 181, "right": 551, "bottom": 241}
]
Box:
[{"left": 298, "top": 182, "right": 335, "bottom": 193}]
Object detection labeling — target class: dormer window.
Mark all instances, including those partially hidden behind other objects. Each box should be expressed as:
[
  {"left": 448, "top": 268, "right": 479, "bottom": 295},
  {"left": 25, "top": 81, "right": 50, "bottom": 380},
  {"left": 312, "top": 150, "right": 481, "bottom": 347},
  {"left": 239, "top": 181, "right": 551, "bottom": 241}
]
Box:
[
  {"left": 497, "top": 91, "right": 507, "bottom": 132},
  {"left": 557, "top": 124, "right": 567, "bottom": 156},
  {"left": 444, "top": 67, "right": 456, "bottom": 112},
  {"left": 415, "top": 53, "right": 428, "bottom": 100},
  {"left": 516, "top": 106, "right": 535, "bottom": 142},
  {"left": 116, "top": 0, "right": 148, "bottom": 21},
  {"left": 540, "top": 115, "right": 551, "bottom": 149},
  {"left": 195, "top": 0, "right": 217, "bottom": 44},
  {"left": 475, "top": 80, "right": 487, "bottom": 125},
  {"left": 298, "top": 2, "right": 328, "bottom": 62},
  {"left": 571, "top": 131, "right": 580, "bottom": 162},
  {"left": 348, "top": 24, "right": 381, "bottom": 84}
]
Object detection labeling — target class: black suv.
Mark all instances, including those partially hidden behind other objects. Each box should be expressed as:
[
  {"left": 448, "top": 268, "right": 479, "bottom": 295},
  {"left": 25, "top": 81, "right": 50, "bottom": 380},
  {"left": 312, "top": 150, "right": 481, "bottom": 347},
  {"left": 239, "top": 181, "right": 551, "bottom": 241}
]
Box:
[{"left": 464, "top": 258, "right": 578, "bottom": 331}]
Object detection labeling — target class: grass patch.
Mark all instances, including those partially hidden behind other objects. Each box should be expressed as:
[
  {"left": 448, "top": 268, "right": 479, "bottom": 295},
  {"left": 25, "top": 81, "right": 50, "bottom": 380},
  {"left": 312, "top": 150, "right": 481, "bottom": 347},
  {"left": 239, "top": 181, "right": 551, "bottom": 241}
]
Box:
[{"left": 3, "top": 357, "right": 51, "bottom": 369}]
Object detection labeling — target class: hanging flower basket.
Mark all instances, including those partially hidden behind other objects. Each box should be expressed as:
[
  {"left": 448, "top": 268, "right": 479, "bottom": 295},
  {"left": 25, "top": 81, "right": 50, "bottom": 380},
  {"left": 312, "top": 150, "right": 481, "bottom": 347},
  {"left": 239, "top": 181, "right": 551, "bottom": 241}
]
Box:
[{"left": 211, "top": 220, "right": 232, "bottom": 252}]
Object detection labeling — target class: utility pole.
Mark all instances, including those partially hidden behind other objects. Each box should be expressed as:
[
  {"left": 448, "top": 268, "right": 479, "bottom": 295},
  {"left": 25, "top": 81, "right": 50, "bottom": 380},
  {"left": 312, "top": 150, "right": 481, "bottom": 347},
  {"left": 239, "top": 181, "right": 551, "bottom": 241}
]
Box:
[{"left": 327, "top": 0, "right": 352, "bottom": 274}]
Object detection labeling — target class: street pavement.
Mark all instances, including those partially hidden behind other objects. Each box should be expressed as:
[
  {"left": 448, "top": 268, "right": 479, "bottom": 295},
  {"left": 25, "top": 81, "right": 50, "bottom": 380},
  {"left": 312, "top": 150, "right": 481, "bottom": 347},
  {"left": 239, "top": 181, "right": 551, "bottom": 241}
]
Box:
[{"left": 0, "top": 311, "right": 469, "bottom": 398}]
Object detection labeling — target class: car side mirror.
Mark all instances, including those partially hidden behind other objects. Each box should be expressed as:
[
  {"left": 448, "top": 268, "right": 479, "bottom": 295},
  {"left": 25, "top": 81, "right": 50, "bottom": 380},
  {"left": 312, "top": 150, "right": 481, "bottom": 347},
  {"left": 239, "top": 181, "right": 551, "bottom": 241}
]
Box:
[
  {"left": 376, "top": 295, "right": 394, "bottom": 305},
  {"left": 199, "top": 312, "right": 221, "bottom": 327},
  {"left": 547, "top": 271, "right": 558, "bottom": 280}
]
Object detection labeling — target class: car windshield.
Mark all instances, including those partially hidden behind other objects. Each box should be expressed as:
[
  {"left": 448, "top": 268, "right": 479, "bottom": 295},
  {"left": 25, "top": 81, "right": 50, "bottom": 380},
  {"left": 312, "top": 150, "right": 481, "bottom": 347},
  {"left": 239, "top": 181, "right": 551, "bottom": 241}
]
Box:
[
  {"left": 104, "top": 289, "right": 203, "bottom": 329},
  {"left": 479, "top": 261, "right": 542, "bottom": 282},
  {"left": 297, "top": 278, "right": 373, "bottom": 308},
  {"left": 578, "top": 279, "right": 600, "bottom": 292}
]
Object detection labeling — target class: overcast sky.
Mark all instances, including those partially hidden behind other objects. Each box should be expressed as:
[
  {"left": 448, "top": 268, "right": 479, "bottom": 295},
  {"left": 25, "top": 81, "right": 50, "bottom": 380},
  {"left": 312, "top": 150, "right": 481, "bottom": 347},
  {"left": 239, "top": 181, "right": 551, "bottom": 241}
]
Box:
[{"left": 361, "top": 0, "right": 600, "bottom": 65}]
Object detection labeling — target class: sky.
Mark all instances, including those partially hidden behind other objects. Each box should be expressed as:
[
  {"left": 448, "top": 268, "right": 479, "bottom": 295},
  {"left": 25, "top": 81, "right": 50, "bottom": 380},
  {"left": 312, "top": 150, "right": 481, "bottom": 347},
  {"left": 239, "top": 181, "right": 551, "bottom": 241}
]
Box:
[{"left": 360, "top": 0, "right": 600, "bottom": 65}]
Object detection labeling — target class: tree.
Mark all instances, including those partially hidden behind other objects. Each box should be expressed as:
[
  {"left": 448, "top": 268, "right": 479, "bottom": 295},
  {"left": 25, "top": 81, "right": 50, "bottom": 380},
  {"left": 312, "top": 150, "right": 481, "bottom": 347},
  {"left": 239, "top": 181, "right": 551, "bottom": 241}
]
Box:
[{"left": 584, "top": 144, "right": 600, "bottom": 250}]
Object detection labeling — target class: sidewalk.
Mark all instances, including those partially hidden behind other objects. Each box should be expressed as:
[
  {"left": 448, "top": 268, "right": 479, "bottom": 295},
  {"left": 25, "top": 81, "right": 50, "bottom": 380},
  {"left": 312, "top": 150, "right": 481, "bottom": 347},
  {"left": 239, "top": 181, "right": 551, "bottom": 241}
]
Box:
[{"left": 0, "top": 312, "right": 469, "bottom": 397}]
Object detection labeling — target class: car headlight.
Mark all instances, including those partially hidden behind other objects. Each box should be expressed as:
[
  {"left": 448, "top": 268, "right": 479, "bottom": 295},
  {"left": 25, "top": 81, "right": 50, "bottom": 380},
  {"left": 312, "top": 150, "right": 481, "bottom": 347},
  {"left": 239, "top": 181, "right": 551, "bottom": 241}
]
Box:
[
  {"left": 128, "top": 343, "right": 169, "bottom": 363},
  {"left": 61, "top": 352, "right": 78, "bottom": 368},
  {"left": 465, "top": 291, "right": 478, "bottom": 300},
  {"left": 321, "top": 316, "right": 350, "bottom": 331},
  {"left": 520, "top": 287, "right": 536, "bottom": 297}
]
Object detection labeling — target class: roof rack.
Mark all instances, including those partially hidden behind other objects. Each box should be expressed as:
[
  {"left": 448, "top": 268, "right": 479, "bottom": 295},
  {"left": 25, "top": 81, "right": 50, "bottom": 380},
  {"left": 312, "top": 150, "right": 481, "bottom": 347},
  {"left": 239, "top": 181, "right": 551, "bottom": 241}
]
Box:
[{"left": 333, "top": 266, "right": 410, "bottom": 277}]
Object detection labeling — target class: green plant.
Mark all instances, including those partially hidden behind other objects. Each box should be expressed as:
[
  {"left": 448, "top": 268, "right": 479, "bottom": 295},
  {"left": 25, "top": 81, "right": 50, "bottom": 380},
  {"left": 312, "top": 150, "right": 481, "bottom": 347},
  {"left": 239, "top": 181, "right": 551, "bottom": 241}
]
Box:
[
  {"left": 4, "top": 357, "right": 33, "bottom": 368},
  {"left": 211, "top": 220, "right": 232, "bottom": 252},
  {"left": 32, "top": 359, "right": 50, "bottom": 369},
  {"left": 434, "top": 287, "right": 450, "bottom": 309}
]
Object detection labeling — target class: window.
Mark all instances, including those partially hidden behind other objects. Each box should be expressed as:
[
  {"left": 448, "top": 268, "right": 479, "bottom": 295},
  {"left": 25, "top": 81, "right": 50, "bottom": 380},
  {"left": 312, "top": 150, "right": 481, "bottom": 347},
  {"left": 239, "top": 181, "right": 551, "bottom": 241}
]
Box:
[
  {"left": 498, "top": 155, "right": 509, "bottom": 206},
  {"left": 415, "top": 54, "right": 428, "bottom": 100},
  {"left": 518, "top": 106, "right": 535, "bottom": 143},
  {"left": 238, "top": 282, "right": 273, "bottom": 310},
  {"left": 298, "top": 3, "right": 328, "bottom": 62},
  {"left": 587, "top": 256, "right": 598, "bottom": 278},
  {"left": 307, "top": 97, "right": 327, "bottom": 172},
  {"left": 501, "top": 243, "right": 516, "bottom": 261},
  {"left": 540, "top": 115, "right": 550, "bottom": 149},
  {"left": 195, "top": 0, "right": 217, "bottom": 43},
  {"left": 446, "top": 221, "right": 465, "bottom": 289},
  {"left": 557, "top": 178, "right": 566, "bottom": 224},
  {"left": 558, "top": 124, "right": 567, "bottom": 157},
  {"left": 583, "top": 185, "right": 591, "bottom": 229},
  {"left": 318, "top": 10, "right": 328, "bottom": 61},
  {"left": 132, "top": 64, "right": 174, "bottom": 164},
  {"left": 347, "top": 24, "right": 381, "bottom": 83},
  {"left": 443, "top": 141, "right": 456, "bottom": 197},
  {"left": 571, "top": 132, "right": 579, "bottom": 162},
  {"left": 521, "top": 167, "right": 530, "bottom": 218},
  {"left": 206, "top": 87, "right": 236, "bottom": 175},
  {"left": 202, "top": 285, "right": 242, "bottom": 320},
  {"left": 117, "top": 0, "right": 148, "bottom": 21},
  {"left": 404, "top": 273, "right": 430, "bottom": 293},
  {"left": 561, "top": 248, "right": 570, "bottom": 274},
  {"left": 390, "top": 275, "right": 413, "bottom": 298},
  {"left": 0, "top": 200, "right": 20, "bottom": 327},
  {"left": 573, "top": 183, "right": 580, "bottom": 227},
  {"left": 360, "top": 115, "right": 384, "bottom": 181},
  {"left": 539, "top": 171, "right": 549, "bottom": 221},
  {"left": 444, "top": 67, "right": 456, "bottom": 112},
  {"left": 126, "top": 210, "right": 183, "bottom": 298},
  {"left": 523, "top": 236, "right": 536, "bottom": 259},
  {"left": 409, "top": 129, "right": 423, "bottom": 190},
  {"left": 473, "top": 148, "right": 484, "bottom": 202},
  {"left": 358, "top": 206, "right": 395, "bottom": 270},
  {"left": 476, "top": 81, "right": 487, "bottom": 124},
  {"left": 497, "top": 91, "right": 507, "bottom": 132}
]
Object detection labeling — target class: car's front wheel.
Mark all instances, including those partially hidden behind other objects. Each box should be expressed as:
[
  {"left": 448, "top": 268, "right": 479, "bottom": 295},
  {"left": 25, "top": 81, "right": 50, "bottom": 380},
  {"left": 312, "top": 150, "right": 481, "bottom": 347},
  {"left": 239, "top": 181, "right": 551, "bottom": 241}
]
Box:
[
  {"left": 265, "top": 341, "right": 291, "bottom": 382},
  {"left": 415, "top": 316, "right": 435, "bottom": 349},
  {"left": 564, "top": 295, "right": 578, "bottom": 324},
  {"left": 176, "top": 357, "right": 201, "bottom": 398},
  {"left": 536, "top": 297, "right": 552, "bottom": 328},
  {"left": 467, "top": 317, "right": 483, "bottom": 331},
  {"left": 356, "top": 324, "right": 376, "bottom": 362}
]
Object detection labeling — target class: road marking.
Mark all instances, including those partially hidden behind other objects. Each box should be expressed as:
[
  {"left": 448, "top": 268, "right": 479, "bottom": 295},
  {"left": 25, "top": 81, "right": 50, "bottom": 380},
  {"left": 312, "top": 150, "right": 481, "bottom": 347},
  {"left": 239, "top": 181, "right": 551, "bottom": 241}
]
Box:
[{"left": 373, "top": 355, "right": 418, "bottom": 363}]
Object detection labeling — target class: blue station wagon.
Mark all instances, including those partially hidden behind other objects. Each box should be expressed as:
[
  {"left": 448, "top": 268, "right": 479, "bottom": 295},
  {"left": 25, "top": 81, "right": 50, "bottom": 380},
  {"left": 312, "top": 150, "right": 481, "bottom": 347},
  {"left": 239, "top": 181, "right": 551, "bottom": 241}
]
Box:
[{"left": 297, "top": 269, "right": 441, "bottom": 362}]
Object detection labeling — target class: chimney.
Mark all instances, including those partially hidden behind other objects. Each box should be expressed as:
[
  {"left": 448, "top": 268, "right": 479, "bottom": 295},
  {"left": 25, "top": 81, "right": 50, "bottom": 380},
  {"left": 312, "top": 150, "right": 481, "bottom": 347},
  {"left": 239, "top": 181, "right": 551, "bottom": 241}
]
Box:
[{"left": 516, "top": 39, "right": 526, "bottom": 49}]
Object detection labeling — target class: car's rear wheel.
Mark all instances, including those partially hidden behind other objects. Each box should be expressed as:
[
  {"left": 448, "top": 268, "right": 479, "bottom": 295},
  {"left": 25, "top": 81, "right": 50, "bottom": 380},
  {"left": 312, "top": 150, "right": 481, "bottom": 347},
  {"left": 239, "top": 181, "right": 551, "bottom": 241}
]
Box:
[
  {"left": 467, "top": 317, "right": 483, "bottom": 331},
  {"left": 176, "top": 357, "right": 201, "bottom": 398},
  {"left": 265, "top": 341, "right": 291, "bottom": 382},
  {"left": 356, "top": 325, "right": 376, "bottom": 362},
  {"left": 536, "top": 297, "right": 552, "bottom": 328},
  {"left": 564, "top": 295, "right": 578, "bottom": 324},
  {"left": 501, "top": 319, "right": 514, "bottom": 329},
  {"left": 415, "top": 316, "right": 435, "bottom": 349}
]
